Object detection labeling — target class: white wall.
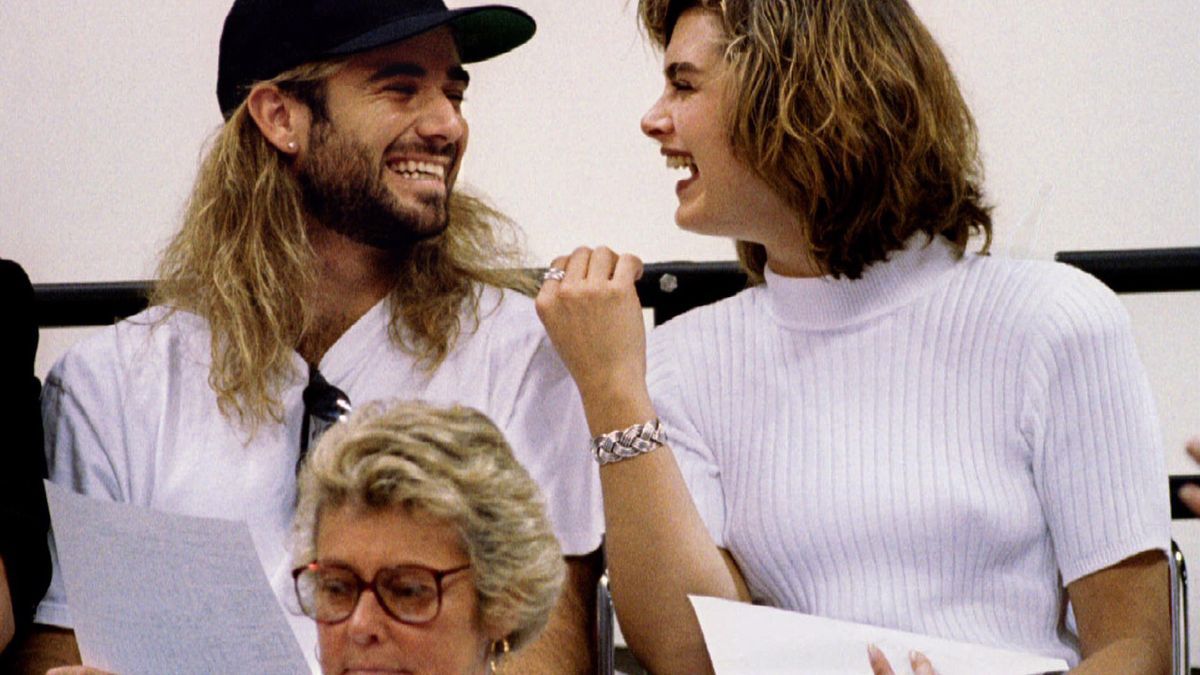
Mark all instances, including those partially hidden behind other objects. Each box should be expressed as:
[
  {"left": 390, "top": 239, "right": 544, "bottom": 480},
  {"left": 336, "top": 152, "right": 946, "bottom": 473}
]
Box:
[{"left": 3, "top": 0, "right": 1199, "bottom": 658}]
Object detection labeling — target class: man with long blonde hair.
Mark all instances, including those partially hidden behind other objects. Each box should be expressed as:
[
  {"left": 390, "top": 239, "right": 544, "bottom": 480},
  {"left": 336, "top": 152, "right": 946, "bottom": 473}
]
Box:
[{"left": 18, "top": 1, "right": 602, "bottom": 673}]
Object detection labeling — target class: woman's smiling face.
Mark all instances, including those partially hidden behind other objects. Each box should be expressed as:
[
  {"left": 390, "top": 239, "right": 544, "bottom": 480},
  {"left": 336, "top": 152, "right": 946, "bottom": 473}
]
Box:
[{"left": 639, "top": 9, "right": 784, "bottom": 238}]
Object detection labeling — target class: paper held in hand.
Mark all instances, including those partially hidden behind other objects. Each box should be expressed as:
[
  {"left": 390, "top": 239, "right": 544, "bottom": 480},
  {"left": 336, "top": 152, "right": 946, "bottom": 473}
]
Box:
[
  {"left": 44, "top": 481, "right": 310, "bottom": 675},
  {"left": 689, "top": 595, "right": 1070, "bottom": 675}
]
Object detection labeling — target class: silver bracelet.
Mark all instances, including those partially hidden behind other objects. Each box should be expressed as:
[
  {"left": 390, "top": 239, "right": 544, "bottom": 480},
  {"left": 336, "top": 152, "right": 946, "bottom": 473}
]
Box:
[{"left": 591, "top": 419, "right": 667, "bottom": 465}]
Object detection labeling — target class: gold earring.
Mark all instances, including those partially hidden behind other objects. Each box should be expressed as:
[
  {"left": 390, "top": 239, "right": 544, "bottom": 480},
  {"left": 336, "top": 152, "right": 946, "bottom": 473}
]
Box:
[{"left": 489, "top": 638, "right": 510, "bottom": 674}]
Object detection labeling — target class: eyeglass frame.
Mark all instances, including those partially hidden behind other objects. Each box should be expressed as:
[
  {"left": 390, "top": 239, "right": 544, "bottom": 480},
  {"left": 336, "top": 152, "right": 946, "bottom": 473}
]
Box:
[{"left": 291, "top": 560, "right": 473, "bottom": 626}]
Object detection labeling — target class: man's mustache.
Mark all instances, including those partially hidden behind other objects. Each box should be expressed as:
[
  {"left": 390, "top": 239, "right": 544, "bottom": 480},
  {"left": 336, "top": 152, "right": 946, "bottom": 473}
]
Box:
[{"left": 385, "top": 141, "right": 459, "bottom": 162}]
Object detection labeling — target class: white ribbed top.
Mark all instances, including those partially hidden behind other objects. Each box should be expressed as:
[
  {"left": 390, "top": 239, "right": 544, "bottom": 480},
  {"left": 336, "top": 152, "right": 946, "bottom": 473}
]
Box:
[{"left": 646, "top": 236, "right": 1169, "bottom": 664}]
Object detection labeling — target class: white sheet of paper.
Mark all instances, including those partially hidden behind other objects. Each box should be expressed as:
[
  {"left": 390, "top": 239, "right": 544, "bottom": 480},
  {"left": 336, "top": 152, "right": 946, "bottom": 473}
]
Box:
[
  {"left": 45, "top": 481, "right": 310, "bottom": 674},
  {"left": 690, "top": 595, "right": 1070, "bottom": 675}
]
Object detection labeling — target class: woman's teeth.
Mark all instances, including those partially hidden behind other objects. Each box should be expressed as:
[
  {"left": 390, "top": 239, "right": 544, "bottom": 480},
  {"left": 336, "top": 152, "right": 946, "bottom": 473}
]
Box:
[{"left": 666, "top": 155, "right": 696, "bottom": 172}]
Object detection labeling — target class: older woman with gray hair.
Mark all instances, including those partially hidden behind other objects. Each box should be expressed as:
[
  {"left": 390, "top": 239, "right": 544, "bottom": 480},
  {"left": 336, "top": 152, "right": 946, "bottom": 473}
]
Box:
[{"left": 290, "top": 400, "right": 565, "bottom": 674}]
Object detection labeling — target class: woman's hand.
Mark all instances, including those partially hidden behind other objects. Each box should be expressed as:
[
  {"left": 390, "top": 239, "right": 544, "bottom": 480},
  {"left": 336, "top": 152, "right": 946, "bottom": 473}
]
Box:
[
  {"left": 1179, "top": 436, "right": 1200, "bottom": 514},
  {"left": 535, "top": 247, "right": 648, "bottom": 409},
  {"left": 47, "top": 667, "right": 116, "bottom": 675},
  {"left": 867, "top": 644, "right": 937, "bottom": 675}
]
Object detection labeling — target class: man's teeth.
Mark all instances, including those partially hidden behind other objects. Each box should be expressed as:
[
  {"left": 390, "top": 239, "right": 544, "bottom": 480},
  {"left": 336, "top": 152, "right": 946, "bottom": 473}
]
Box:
[
  {"left": 387, "top": 160, "right": 446, "bottom": 180},
  {"left": 666, "top": 155, "right": 696, "bottom": 171}
]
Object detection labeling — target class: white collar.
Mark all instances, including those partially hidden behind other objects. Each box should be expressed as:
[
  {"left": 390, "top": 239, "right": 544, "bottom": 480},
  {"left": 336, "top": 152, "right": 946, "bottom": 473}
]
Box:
[
  {"left": 763, "top": 234, "right": 962, "bottom": 330},
  {"left": 290, "top": 296, "right": 392, "bottom": 382}
]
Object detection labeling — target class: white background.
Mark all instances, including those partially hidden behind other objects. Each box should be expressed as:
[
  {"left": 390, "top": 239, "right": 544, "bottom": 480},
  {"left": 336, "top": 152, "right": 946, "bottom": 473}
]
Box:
[{"left": 2, "top": 0, "right": 1198, "bottom": 660}]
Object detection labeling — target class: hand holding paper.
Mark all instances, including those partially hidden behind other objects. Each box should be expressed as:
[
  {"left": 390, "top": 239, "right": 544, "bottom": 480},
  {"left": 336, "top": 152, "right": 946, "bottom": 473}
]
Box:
[
  {"left": 867, "top": 643, "right": 937, "bottom": 675},
  {"left": 689, "top": 595, "right": 1069, "bottom": 675},
  {"left": 44, "top": 481, "right": 310, "bottom": 675}
]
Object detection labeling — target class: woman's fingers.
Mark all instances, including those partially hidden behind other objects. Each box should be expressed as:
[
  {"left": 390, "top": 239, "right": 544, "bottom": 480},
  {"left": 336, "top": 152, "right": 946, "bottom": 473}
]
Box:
[
  {"left": 867, "top": 644, "right": 894, "bottom": 675},
  {"left": 1181, "top": 437, "right": 1200, "bottom": 515},
  {"left": 587, "top": 246, "right": 618, "bottom": 280},
  {"left": 1180, "top": 483, "right": 1200, "bottom": 515},
  {"left": 910, "top": 650, "right": 936, "bottom": 675},
  {"left": 540, "top": 247, "right": 639, "bottom": 288},
  {"left": 535, "top": 246, "right": 648, "bottom": 399},
  {"left": 538, "top": 255, "right": 570, "bottom": 292},
  {"left": 564, "top": 246, "right": 593, "bottom": 282},
  {"left": 867, "top": 644, "right": 937, "bottom": 675},
  {"left": 546, "top": 255, "right": 569, "bottom": 277},
  {"left": 613, "top": 252, "right": 645, "bottom": 284}
]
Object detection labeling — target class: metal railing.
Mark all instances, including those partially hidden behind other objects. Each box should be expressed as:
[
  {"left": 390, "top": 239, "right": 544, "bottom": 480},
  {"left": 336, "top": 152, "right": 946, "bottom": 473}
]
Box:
[{"left": 31, "top": 247, "right": 1200, "bottom": 329}]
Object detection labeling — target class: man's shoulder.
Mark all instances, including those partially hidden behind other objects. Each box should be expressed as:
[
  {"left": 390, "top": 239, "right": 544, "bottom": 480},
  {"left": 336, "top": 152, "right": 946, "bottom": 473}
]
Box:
[
  {"left": 469, "top": 285, "right": 545, "bottom": 341},
  {"left": 49, "top": 305, "right": 209, "bottom": 383},
  {"left": 477, "top": 283, "right": 537, "bottom": 316},
  {"left": 424, "top": 285, "right": 558, "bottom": 381}
]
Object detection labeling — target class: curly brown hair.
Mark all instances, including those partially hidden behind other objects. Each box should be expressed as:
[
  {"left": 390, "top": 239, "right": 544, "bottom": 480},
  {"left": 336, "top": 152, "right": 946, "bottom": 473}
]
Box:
[
  {"left": 152, "top": 61, "right": 533, "bottom": 431},
  {"left": 640, "top": 0, "right": 992, "bottom": 281}
]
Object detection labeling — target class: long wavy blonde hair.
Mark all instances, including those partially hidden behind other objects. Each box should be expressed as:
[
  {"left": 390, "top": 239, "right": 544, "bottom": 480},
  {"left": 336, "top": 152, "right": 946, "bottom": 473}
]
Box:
[
  {"left": 152, "top": 61, "right": 533, "bottom": 431},
  {"left": 640, "top": 0, "right": 992, "bottom": 281}
]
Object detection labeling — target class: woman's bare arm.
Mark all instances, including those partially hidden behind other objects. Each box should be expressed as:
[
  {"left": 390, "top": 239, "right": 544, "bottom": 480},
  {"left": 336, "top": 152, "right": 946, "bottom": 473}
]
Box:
[{"left": 537, "top": 246, "right": 747, "bottom": 674}]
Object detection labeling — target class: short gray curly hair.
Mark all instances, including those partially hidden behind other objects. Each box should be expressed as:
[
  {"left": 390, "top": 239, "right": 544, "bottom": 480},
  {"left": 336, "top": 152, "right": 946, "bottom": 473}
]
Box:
[{"left": 292, "top": 400, "right": 565, "bottom": 651}]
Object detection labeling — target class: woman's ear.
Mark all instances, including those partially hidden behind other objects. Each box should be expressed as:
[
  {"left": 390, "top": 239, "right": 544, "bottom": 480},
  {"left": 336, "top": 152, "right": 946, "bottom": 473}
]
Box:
[
  {"left": 483, "top": 614, "right": 516, "bottom": 646},
  {"left": 245, "top": 83, "right": 310, "bottom": 157}
]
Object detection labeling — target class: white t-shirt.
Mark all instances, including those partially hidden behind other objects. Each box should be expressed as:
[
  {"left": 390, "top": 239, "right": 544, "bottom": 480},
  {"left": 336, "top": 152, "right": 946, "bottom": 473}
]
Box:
[
  {"left": 647, "top": 236, "right": 1169, "bottom": 665},
  {"left": 37, "top": 285, "right": 601, "bottom": 671}
]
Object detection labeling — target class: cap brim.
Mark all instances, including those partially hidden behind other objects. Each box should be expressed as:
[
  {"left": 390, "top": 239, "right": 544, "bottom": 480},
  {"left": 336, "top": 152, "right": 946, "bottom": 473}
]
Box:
[
  {"left": 449, "top": 7, "right": 536, "bottom": 62},
  {"left": 325, "top": 6, "right": 535, "bottom": 63}
]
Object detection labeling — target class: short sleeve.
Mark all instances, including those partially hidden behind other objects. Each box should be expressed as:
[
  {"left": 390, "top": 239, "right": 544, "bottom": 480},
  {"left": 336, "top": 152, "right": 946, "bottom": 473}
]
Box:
[
  {"left": 647, "top": 325, "right": 728, "bottom": 547},
  {"left": 1020, "top": 268, "right": 1170, "bottom": 585},
  {"left": 35, "top": 334, "right": 129, "bottom": 628},
  {"left": 495, "top": 326, "right": 603, "bottom": 557}
]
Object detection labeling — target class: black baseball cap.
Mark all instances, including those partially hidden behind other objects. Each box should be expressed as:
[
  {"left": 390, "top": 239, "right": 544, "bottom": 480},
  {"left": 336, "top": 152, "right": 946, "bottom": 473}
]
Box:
[{"left": 216, "top": 0, "right": 536, "bottom": 119}]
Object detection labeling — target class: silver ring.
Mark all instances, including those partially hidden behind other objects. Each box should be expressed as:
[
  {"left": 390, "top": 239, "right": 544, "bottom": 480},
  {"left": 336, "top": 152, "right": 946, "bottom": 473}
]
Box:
[{"left": 541, "top": 267, "right": 566, "bottom": 282}]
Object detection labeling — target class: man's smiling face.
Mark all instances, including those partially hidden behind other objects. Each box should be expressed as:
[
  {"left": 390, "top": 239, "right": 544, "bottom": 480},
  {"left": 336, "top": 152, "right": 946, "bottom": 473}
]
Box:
[{"left": 298, "top": 27, "right": 470, "bottom": 249}]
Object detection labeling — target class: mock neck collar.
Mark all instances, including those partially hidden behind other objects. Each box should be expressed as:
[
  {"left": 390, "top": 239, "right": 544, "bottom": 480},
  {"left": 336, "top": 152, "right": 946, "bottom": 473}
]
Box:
[{"left": 763, "top": 234, "right": 961, "bottom": 330}]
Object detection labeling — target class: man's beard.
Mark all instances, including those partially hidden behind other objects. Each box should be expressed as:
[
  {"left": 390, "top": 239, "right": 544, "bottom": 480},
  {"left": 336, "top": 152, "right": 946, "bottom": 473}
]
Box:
[{"left": 297, "top": 122, "right": 453, "bottom": 250}]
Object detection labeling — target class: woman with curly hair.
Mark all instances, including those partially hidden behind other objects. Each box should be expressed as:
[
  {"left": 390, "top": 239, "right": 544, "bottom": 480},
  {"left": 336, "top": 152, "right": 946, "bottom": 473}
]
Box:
[
  {"left": 291, "top": 400, "right": 564, "bottom": 674},
  {"left": 536, "top": 1, "right": 1170, "bottom": 673}
]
